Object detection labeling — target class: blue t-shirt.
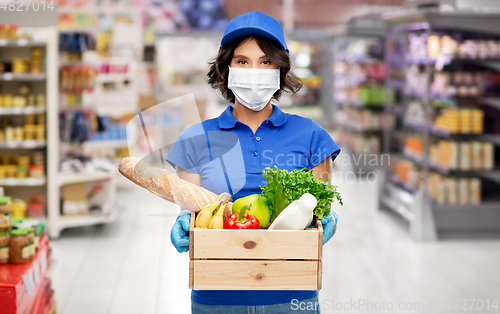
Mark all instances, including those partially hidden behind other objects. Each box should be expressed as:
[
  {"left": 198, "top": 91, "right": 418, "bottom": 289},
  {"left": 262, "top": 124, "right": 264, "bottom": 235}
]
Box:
[{"left": 166, "top": 104, "right": 340, "bottom": 306}]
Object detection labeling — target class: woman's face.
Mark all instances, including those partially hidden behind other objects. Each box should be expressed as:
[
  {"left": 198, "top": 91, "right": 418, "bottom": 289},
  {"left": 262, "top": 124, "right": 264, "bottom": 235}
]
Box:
[{"left": 229, "top": 38, "right": 279, "bottom": 70}]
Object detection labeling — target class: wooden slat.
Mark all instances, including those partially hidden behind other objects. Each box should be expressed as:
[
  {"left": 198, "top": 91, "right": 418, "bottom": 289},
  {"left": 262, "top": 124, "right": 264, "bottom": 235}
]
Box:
[
  {"left": 193, "top": 260, "right": 319, "bottom": 290},
  {"left": 189, "top": 212, "right": 195, "bottom": 260},
  {"left": 317, "top": 219, "right": 323, "bottom": 260},
  {"left": 317, "top": 260, "right": 322, "bottom": 290},
  {"left": 193, "top": 228, "right": 320, "bottom": 260},
  {"left": 189, "top": 260, "right": 194, "bottom": 289}
]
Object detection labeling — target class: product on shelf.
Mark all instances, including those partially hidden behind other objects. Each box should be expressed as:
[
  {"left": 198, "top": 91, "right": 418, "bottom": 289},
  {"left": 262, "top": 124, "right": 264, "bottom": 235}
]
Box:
[
  {"left": 341, "top": 107, "right": 395, "bottom": 130},
  {"left": 0, "top": 83, "right": 46, "bottom": 109},
  {"left": 0, "top": 24, "right": 19, "bottom": 40},
  {"left": 433, "top": 107, "right": 484, "bottom": 134},
  {"left": 428, "top": 172, "right": 481, "bottom": 205},
  {"left": 9, "top": 228, "right": 30, "bottom": 264},
  {"left": 404, "top": 135, "right": 424, "bottom": 156},
  {"left": 429, "top": 140, "right": 494, "bottom": 170},
  {"left": 407, "top": 33, "right": 500, "bottom": 61},
  {"left": 59, "top": 32, "right": 96, "bottom": 62},
  {"left": 337, "top": 130, "right": 380, "bottom": 155},
  {"left": 0, "top": 231, "right": 8, "bottom": 264},
  {"left": 0, "top": 153, "right": 45, "bottom": 179},
  {"left": 1, "top": 48, "right": 43, "bottom": 74},
  {"left": 0, "top": 115, "right": 46, "bottom": 142},
  {"left": 430, "top": 71, "right": 490, "bottom": 98},
  {"left": 395, "top": 160, "right": 423, "bottom": 189},
  {"left": 12, "top": 199, "right": 27, "bottom": 218},
  {"left": 405, "top": 64, "right": 429, "bottom": 95},
  {"left": 27, "top": 195, "right": 45, "bottom": 217},
  {"left": 289, "top": 40, "right": 323, "bottom": 106},
  {"left": 60, "top": 65, "right": 96, "bottom": 94},
  {"left": 395, "top": 160, "right": 483, "bottom": 205},
  {"left": 0, "top": 196, "right": 12, "bottom": 232}
]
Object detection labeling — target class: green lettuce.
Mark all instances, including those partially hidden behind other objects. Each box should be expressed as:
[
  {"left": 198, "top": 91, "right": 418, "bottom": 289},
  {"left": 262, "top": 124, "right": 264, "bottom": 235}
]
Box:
[{"left": 260, "top": 166, "right": 343, "bottom": 221}]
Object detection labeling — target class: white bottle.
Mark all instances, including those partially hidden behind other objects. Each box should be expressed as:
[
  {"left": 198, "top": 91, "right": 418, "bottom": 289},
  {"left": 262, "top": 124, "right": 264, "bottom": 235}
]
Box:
[{"left": 268, "top": 193, "right": 318, "bottom": 230}]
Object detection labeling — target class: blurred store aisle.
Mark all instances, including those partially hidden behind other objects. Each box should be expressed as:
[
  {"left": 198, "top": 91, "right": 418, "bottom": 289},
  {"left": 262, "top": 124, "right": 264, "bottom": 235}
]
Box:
[{"left": 50, "top": 178, "right": 500, "bottom": 314}]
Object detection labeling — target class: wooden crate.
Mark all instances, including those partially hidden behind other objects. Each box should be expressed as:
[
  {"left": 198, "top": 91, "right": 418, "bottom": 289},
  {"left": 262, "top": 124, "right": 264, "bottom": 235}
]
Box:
[{"left": 189, "top": 212, "right": 323, "bottom": 290}]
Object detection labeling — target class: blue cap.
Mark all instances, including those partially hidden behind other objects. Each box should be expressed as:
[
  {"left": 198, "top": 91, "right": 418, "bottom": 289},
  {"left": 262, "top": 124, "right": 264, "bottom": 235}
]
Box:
[{"left": 220, "top": 11, "right": 289, "bottom": 53}]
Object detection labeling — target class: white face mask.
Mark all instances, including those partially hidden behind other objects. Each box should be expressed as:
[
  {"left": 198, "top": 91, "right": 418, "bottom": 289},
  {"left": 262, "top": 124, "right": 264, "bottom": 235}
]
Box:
[{"left": 227, "top": 67, "right": 280, "bottom": 111}]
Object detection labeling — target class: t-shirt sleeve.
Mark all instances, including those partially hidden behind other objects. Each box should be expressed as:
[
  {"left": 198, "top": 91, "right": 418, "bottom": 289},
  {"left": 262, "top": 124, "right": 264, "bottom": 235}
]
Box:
[
  {"left": 165, "top": 124, "right": 205, "bottom": 174},
  {"left": 309, "top": 119, "right": 341, "bottom": 169}
]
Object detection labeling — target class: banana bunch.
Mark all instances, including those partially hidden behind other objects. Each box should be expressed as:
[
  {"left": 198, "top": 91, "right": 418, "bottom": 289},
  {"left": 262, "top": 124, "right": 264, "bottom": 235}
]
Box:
[{"left": 195, "top": 193, "right": 231, "bottom": 229}]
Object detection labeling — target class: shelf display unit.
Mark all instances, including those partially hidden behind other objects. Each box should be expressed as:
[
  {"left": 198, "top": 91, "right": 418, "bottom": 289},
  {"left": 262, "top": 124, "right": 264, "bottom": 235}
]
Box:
[
  {"left": 331, "top": 16, "right": 395, "bottom": 175},
  {"left": 381, "top": 10, "right": 500, "bottom": 240},
  {"left": 0, "top": 26, "right": 57, "bottom": 224}
]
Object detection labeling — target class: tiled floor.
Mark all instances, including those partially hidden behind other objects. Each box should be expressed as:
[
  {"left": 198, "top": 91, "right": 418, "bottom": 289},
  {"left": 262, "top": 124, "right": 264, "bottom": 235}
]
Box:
[{"left": 50, "top": 178, "right": 500, "bottom": 314}]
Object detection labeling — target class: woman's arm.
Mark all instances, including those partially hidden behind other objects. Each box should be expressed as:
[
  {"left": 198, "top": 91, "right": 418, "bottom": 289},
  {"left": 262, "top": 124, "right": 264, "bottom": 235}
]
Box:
[
  {"left": 311, "top": 156, "right": 332, "bottom": 184},
  {"left": 176, "top": 166, "right": 201, "bottom": 186},
  {"left": 311, "top": 155, "right": 337, "bottom": 239},
  {"left": 176, "top": 167, "right": 201, "bottom": 212}
]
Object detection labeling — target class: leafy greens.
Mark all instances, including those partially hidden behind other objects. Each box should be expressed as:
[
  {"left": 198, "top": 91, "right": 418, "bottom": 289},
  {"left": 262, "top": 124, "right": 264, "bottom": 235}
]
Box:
[{"left": 261, "top": 166, "right": 343, "bottom": 221}]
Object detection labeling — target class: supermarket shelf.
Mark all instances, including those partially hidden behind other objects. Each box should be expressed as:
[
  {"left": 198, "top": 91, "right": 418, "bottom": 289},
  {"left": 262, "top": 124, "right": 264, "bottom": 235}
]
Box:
[
  {"left": 479, "top": 97, "right": 500, "bottom": 111},
  {"left": 83, "top": 140, "right": 128, "bottom": 148},
  {"left": 0, "top": 178, "right": 46, "bottom": 186},
  {"left": 334, "top": 116, "right": 383, "bottom": 133},
  {"left": 390, "top": 176, "right": 418, "bottom": 194},
  {"left": 404, "top": 56, "right": 439, "bottom": 65},
  {"left": 404, "top": 120, "right": 428, "bottom": 133},
  {"left": 334, "top": 55, "right": 382, "bottom": 64},
  {"left": 57, "top": 171, "right": 114, "bottom": 187},
  {"left": 402, "top": 150, "right": 427, "bottom": 165},
  {"left": 380, "top": 195, "right": 414, "bottom": 222},
  {"left": 61, "top": 140, "right": 128, "bottom": 149},
  {"left": 0, "top": 73, "right": 46, "bottom": 81},
  {"left": 0, "top": 39, "right": 46, "bottom": 47},
  {"left": 0, "top": 107, "right": 46, "bottom": 115},
  {"left": 403, "top": 150, "right": 500, "bottom": 181},
  {"left": 387, "top": 105, "right": 405, "bottom": 117},
  {"left": 339, "top": 99, "right": 385, "bottom": 109},
  {"left": 386, "top": 78, "right": 405, "bottom": 90},
  {"left": 58, "top": 210, "right": 118, "bottom": 230},
  {"left": 403, "top": 121, "right": 495, "bottom": 141},
  {"left": 434, "top": 202, "right": 500, "bottom": 232},
  {"left": 0, "top": 140, "right": 46, "bottom": 148},
  {"left": 481, "top": 134, "right": 500, "bottom": 146},
  {"left": 473, "top": 60, "right": 500, "bottom": 72},
  {"left": 95, "top": 73, "right": 134, "bottom": 82},
  {"left": 434, "top": 202, "right": 500, "bottom": 211}
]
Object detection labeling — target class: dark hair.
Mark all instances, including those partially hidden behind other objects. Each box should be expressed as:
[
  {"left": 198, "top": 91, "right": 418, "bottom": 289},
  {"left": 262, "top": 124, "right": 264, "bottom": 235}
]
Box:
[{"left": 207, "top": 35, "right": 302, "bottom": 103}]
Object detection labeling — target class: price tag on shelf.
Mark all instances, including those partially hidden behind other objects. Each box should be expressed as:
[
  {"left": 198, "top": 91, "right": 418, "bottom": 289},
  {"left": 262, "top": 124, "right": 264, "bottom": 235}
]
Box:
[
  {"left": 17, "top": 39, "right": 28, "bottom": 46},
  {"left": 33, "top": 261, "right": 40, "bottom": 284},
  {"left": 40, "top": 250, "right": 47, "bottom": 274},
  {"left": 2, "top": 73, "right": 13, "bottom": 80},
  {"left": 0, "top": 39, "right": 7, "bottom": 46},
  {"left": 24, "top": 141, "right": 36, "bottom": 148},
  {"left": 22, "top": 268, "right": 35, "bottom": 297}
]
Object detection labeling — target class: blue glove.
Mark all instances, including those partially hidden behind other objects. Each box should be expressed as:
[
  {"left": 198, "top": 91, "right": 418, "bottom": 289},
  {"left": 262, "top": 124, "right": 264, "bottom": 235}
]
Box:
[
  {"left": 170, "top": 210, "right": 191, "bottom": 253},
  {"left": 321, "top": 211, "right": 338, "bottom": 245}
]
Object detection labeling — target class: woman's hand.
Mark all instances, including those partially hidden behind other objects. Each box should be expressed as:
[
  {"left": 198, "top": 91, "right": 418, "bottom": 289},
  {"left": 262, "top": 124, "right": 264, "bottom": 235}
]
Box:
[
  {"left": 311, "top": 156, "right": 338, "bottom": 244},
  {"left": 320, "top": 211, "right": 338, "bottom": 245},
  {"left": 170, "top": 167, "right": 201, "bottom": 253},
  {"left": 171, "top": 210, "right": 191, "bottom": 253}
]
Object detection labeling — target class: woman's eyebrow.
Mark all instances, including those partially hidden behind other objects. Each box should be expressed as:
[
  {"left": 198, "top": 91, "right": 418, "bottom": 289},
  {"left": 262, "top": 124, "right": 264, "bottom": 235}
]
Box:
[{"left": 232, "top": 54, "right": 268, "bottom": 59}]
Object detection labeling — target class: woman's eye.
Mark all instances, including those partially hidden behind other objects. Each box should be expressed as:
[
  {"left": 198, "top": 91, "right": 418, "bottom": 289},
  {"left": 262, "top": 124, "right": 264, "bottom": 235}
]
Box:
[
  {"left": 262, "top": 60, "right": 271, "bottom": 65},
  {"left": 238, "top": 60, "right": 247, "bottom": 65}
]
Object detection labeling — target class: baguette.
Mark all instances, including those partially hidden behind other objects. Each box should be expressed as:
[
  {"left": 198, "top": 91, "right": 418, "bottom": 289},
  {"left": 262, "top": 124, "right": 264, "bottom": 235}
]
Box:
[{"left": 119, "top": 157, "right": 233, "bottom": 215}]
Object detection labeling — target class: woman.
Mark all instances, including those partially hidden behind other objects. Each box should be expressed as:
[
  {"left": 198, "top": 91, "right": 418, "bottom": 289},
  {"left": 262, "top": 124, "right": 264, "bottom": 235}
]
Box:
[{"left": 167, "top": 11, "right": 340, "bottom": 313}]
